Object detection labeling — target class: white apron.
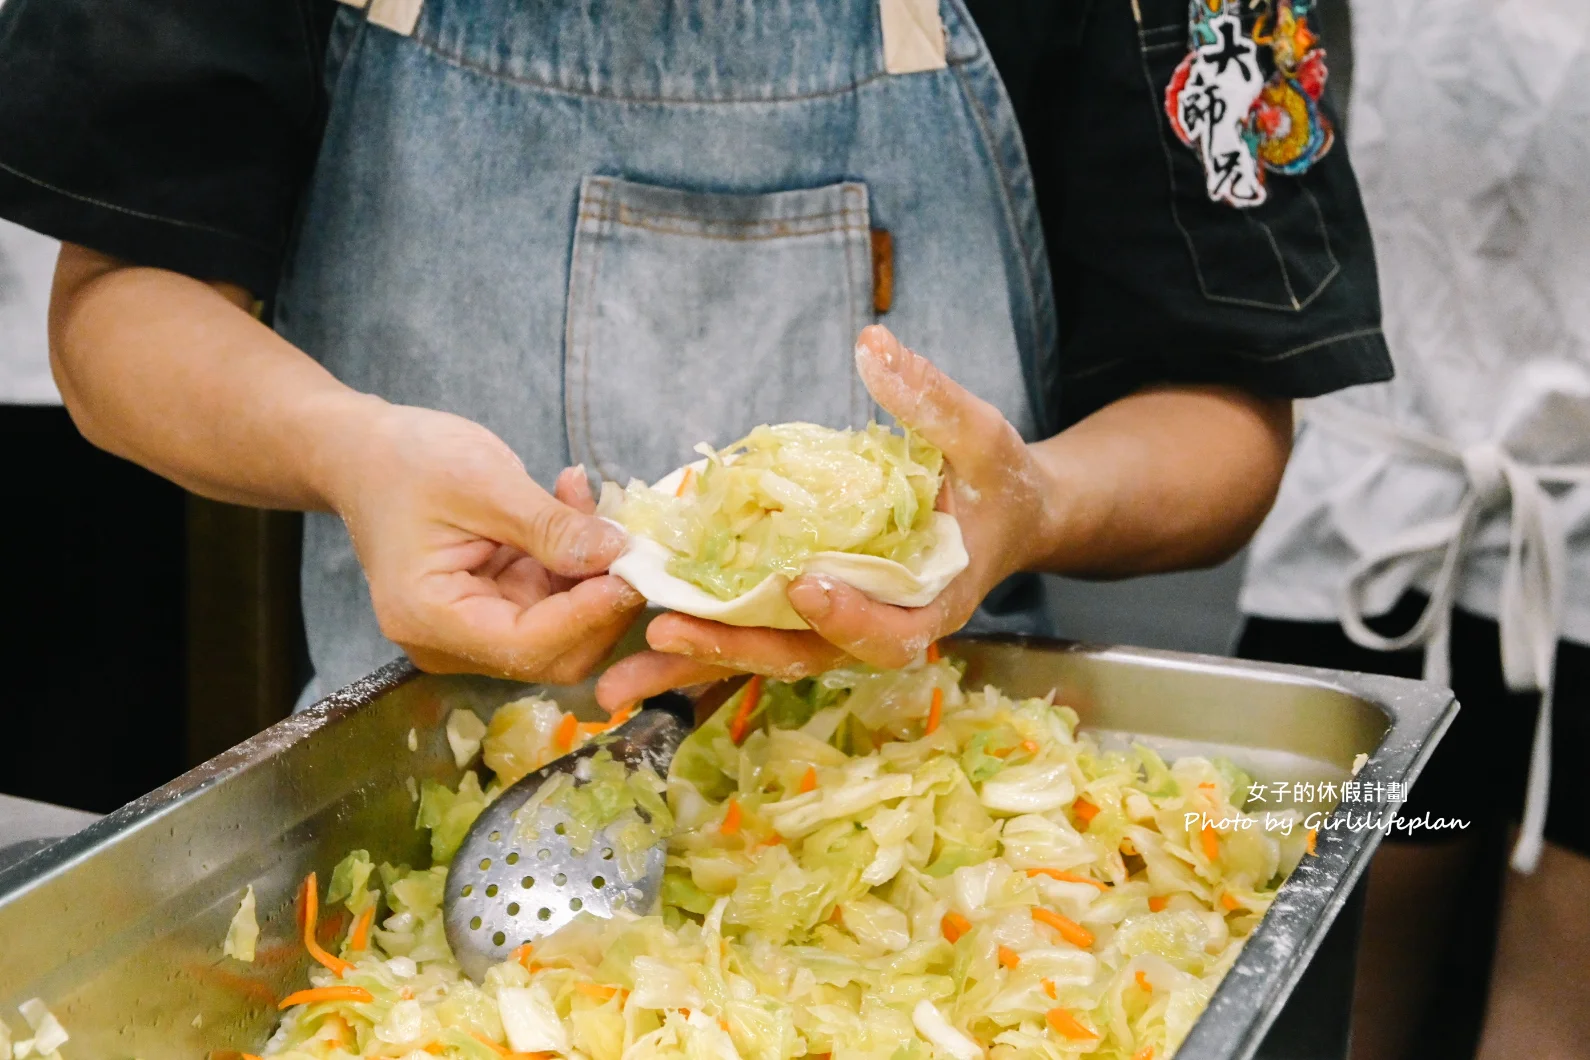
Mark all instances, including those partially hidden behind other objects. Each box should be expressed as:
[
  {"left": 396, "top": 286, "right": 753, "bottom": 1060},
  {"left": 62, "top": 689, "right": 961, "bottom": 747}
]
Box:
[{"left": 1240, "top": 0, "right": 1590, "bottom": 871}]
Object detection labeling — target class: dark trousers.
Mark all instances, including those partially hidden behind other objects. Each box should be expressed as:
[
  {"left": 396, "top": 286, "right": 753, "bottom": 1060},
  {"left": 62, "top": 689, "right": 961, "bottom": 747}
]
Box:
[{"left": 0, "top": 405, "right": 187, "bottom": 813}]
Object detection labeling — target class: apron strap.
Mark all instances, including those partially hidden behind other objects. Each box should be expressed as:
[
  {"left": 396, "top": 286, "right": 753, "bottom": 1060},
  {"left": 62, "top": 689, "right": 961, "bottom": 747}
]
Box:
[
  {"left": 1305, "top": 399, "right": 1590, "bottom": 872},
  {"left": 337, "top": 0, "right": 424, "bottom": 37},
  {"left": 879, "top": 0, "right": 948, "bottom": 74}
]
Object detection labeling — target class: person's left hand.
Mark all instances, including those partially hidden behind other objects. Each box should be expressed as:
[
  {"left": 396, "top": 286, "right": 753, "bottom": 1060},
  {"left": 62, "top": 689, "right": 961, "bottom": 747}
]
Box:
[{"left": 594, "top": 324, "right": 1059, "bottom": 711}]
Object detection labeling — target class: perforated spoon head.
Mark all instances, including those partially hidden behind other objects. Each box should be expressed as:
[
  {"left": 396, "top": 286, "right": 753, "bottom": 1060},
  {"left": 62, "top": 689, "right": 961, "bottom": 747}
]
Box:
[{"left": 442, "top": 701, "right": 689, "bottom": 981}]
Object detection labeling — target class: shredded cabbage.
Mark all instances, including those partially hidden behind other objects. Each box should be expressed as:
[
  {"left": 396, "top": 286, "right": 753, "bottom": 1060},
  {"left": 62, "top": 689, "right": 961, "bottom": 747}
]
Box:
[
  {"left": 521, "top": 749, "right": 675, "bottom": 882},
  {"left": 482, "top": 695, "right": 567, "bottom": 787},
  {"left": 446, "top": 709, "right": 488, "bottom": 769},
  {"left": 251, "top": 661, "right": 1319, "bottom": 1060},
  {"left": 17, "top": 1001, "right": 67, "bottom": 1058},
  {"left": 223, "top": 885, "right": 259, "bottom": 962},
  {"left": 598, "top": 422, "right": 945, "bottom": 600}
]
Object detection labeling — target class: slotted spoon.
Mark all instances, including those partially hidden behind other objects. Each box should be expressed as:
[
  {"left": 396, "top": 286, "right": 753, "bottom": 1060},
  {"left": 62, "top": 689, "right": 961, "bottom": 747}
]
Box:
[{"left": 441, "top": 693, "right": 693, "bottom": 981}]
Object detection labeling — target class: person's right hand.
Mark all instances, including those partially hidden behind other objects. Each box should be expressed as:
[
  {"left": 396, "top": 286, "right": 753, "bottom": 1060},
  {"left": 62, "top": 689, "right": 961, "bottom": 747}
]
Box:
[{"left": 323, "top": 403, "right": 644, "bottom": 684}]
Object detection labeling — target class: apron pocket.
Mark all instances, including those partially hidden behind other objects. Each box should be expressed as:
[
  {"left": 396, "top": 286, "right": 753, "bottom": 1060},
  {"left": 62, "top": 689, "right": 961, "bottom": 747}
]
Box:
[{"left": 565, "top": 176, "right": 875, "bottom": 485}]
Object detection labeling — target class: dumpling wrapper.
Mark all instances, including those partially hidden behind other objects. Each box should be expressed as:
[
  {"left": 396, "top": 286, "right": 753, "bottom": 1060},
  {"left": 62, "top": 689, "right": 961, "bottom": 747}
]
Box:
[{"left": 608, "top": 461, "right": 970, "bottom": 629}]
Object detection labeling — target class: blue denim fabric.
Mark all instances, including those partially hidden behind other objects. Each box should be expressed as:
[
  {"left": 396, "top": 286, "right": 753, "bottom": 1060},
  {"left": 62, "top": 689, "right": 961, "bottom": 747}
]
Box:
[{"left": 277, "top": 0, "right": 1057, "bottom": 694}]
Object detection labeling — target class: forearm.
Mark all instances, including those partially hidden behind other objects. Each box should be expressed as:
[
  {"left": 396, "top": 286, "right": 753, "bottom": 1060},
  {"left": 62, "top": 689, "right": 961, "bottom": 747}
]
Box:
[
  {"left": 49, "top": 244, "right": 381, "bottom": 510},
  {"left": 1027, "top": 385, "right": 1293, "bottom": 577}
]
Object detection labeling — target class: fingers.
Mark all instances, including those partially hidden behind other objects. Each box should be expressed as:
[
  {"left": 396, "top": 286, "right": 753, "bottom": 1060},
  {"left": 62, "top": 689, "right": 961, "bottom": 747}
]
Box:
[
  {"left": 644, "top": 612, "right": 851, "bottom": 680},
  {"left": 853, "top": 324, "right": 1017, "bottom": 474},
  {"left": 392, "top": 572, "right": 643, "bottom": 684},
  {"left": 479, "top": 547, "right": 557, "bottom": 609},
  {"left": 481, "top": 467, "right": 625, "bottom": 580},
  {"left": 594, "top": 652, "right": 738, "bottom": 713},
  {"left": 787, "top": 574, "right": 960, "bottom": 669}
]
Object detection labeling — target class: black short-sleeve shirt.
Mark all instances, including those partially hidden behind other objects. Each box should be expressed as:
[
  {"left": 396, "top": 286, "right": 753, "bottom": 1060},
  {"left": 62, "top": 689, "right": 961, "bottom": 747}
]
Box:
[{"left": 0, "top": 0, "right": 1391, "bottom": 426}]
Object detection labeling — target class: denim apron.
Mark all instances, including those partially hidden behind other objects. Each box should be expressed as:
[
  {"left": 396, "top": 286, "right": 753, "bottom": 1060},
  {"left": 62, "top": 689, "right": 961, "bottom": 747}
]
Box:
[{"left": 277, "top": 0, "right": 1058, "bottom": 697}]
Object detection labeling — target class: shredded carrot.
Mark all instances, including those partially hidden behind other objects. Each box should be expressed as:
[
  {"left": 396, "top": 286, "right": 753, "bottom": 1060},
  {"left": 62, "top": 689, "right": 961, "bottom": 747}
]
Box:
[
  {"left": 721, "top": 798, "right": 743, "bottom": 836},
  {"left": 798, "top": 766, "right": 818, "bottom": 794},
  {"left": 278, "top": 986, "right": 373, "bottom": 1010},
  {"left": 423, "top": 1044, "right": 447, "bottom": 1055},
  {"left": 1026, "top": 868, "right": 1109, "bottom": 891},
  {"left": 1072, "top": 797, "right": 1100, "bottom": 829},
  {"left": 989, "top": 743, "right": 1015, "bottom": 758},
  {"left": 1135, "top": 970, "right": 1152, "bottom": 993},
  {"left": 1041, "top": 978, "right": 1058, "bottom": 1000},
  {"left": 578, "top": 704, "right": 635, "bottom": 736},
  {"left": 758, "top": 833, "right": 785, "bottom": 847},
  {"left": 728, "top": 675, "right": 764, "bottom": 745},
  {"left": 554, "top": 711, "right": 579, "bottom": 752},
  {"left": 1148, "top": 895, "right": 1169, "bottom": 913},
  {"left": 1200, "top": 823, "right": 1221, "bottom": 863},
  {"left": 926, "top": 641, "right": 941, "bottom": 663},
  {"left": 400, "top": 988, "right": 414, "bottom": 1001},
  {"left": 242, "top": 1054, "right": 265, "bottom": 1060},
  {"left": 574, "top": 982, "right": 620, "bottom": 1002},
  {"left": 718, "top": 1019, "right": 731, "bottom": 1033},
  {"left": 675, "top": 466, "right": 696, "bottom": 498},
  {"left": 297, "top": 874, "right": 354, "bottom": 977},
  {"left": 1134, "top": 1047, "right": 1156, "bottom": 1060},
  {"left": 1021, "top": 739, "right": 1040, "bottom": 754},
  {"left": 941, "top": 912, "right": 972, "bottom": 943},
  {"left": 1306, "top": 827, "right": 1319, "bottom": 856},
  {"left": 1220, "top": 892, "right": 1241, "bottom": 912},
  {"left": 1046, "top": 1008, "right": 1099, "bottom": 1041},
  {"left": 998, "top": 945, "right": 1022, "bottom": 970},
  {"left": 1198, "top": 781, "right": 1216, "bottom": 792},
  {"left": 511, "top": 943, "right": 534, "bottom": 969},
  {"left": 925, "top": 687, "right": 944, "bottom": 735},
  {"left": 347, "top": 905, "right": 376, "bottom": 952},
  {"left": 1032, "top": 907, "right": 1094, "bottom": 949}
]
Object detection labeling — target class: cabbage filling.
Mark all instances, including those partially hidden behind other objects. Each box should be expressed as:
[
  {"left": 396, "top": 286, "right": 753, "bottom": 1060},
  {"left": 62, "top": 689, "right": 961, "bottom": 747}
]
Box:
[
  {"left": 253, "top": 662, "right": 1320, "bottom": 1060},
  {"left": 598, "top": 422, "right": 945, "bottom": 600}
]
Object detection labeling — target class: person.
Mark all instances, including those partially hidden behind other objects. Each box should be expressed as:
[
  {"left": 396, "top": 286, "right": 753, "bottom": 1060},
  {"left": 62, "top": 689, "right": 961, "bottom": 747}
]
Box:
[
  {"left": 0, "top": 0, "right": 1387, "bottom": 714},
  {"left": 1237, "top": 0, "right": 1590, "bottom": 1055}
]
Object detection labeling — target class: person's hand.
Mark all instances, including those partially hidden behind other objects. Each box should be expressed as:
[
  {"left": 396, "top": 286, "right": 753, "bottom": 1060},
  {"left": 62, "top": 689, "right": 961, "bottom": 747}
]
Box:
[
  {"left": 325, "top": 403, "right": 645, "bottom": 684},
  {"left": 595, "top": 324, "right": 1057, "bottom": 710}
]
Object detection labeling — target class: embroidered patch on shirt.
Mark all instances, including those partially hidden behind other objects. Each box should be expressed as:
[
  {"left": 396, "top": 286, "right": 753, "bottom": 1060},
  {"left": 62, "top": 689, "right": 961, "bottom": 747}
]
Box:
[{"left": 1165, "top": 0, "right": 1334, "bottom": 208}]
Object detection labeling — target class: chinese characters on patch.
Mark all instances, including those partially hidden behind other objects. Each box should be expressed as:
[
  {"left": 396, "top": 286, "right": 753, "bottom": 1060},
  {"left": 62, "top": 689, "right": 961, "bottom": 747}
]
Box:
[{"left": 1165, "top": 0, "right": 1335, "bottom": 208}]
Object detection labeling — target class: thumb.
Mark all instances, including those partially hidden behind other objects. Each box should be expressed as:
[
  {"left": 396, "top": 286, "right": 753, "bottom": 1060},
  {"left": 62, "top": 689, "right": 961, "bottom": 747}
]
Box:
[
  {"left": 485, "top": 471, "right": 627, "bottom": 579},
  {"left": 554, "top": 464, "right": 598, "bottom": 514},
  {"left": 853, "top": 325, "right": 1014, "bottom": 472}
]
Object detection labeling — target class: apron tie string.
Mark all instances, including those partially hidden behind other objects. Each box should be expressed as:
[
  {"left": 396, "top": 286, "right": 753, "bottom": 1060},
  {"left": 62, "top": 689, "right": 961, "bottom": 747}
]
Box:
[{"left": 1305, "top": 401, "right": 1589, "bottom": 872}]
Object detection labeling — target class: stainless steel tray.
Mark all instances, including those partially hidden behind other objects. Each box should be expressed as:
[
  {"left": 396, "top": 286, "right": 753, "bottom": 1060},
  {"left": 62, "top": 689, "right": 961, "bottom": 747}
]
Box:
[{"left": 0, "top": 637, "right": 1454, "bottom": 1060}]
